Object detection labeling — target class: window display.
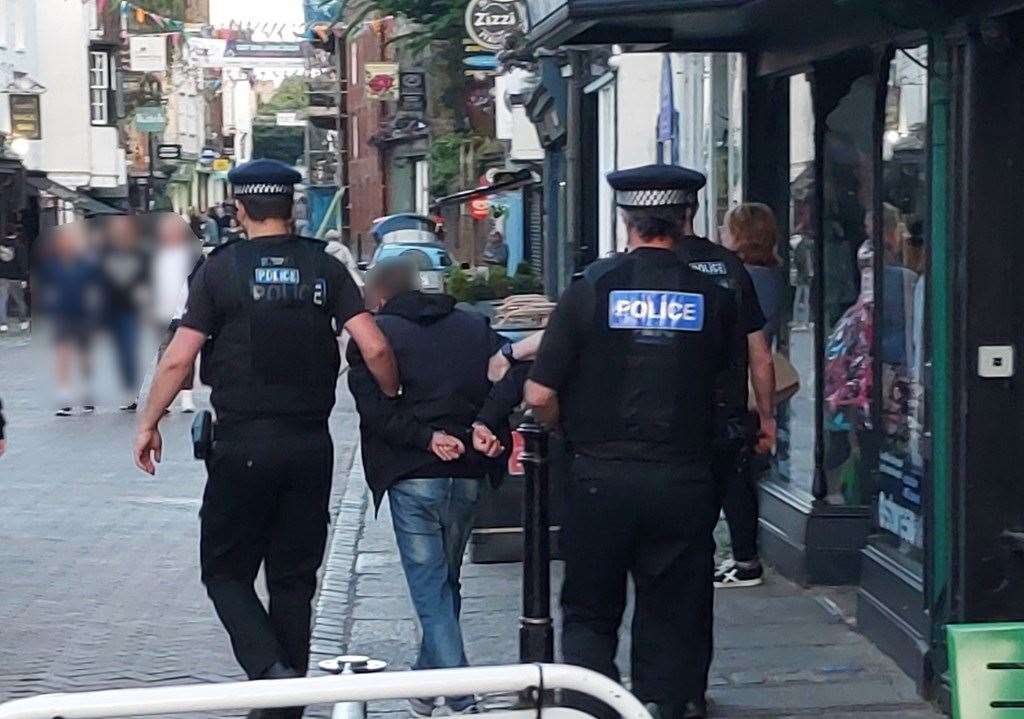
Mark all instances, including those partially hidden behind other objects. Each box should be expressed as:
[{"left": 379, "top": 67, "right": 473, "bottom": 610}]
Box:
[{"left": 875, "top": 46, "right": 929, "bottom": 564}]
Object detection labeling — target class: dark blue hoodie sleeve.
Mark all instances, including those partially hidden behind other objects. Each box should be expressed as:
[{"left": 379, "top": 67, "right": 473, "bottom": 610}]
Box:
[
  {"left": 347, "top": 343, "right": 434, "bottom": 450},
  {"left": 0, "top": 397, "right": 6, "bottom": 441},
  {"left": 476, "top": 362, "right": 530, "bottom": 433}
]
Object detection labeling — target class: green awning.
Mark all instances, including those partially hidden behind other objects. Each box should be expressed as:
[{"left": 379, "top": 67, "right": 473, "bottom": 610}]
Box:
[
  {"left": 522, "top": 0, "right": 953, "bottom": 66},
  {"left": 26, "top": 175, "right": 121, "bottom": 215}
]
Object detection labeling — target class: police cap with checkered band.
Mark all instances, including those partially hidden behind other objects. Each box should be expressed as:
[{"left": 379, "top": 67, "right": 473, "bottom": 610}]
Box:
[
  {"left": 228, "top": 159, "right": 302, "bottom": 197},
  {"left": 606, "top": 164, "right": 707, "bottom": 208}
]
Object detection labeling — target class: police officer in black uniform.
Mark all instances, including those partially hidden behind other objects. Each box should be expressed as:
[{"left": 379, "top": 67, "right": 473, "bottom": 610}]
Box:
[
  {"left": 670, "top": 171, "right": 776, "bottom": 588},
  {"left": 133, "top": 160, "right": 400, "bottom": 709},
  {"left": 525, "top": 165, "right": 738, "bottom": 719}
]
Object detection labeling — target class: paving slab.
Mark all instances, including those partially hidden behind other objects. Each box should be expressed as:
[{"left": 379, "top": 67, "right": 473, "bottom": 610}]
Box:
[{"left": 306, "top": 441, "right": 946, "bottom": 719}]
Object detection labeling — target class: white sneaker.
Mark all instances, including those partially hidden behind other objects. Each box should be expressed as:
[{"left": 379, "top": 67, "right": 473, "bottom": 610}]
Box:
[
  {"left": 714, "top": 558, "right": 764, "bottom": 588},
  {"left": 179, "top": 390, "right": 196, "bottom": 413},
  {"left": 19, "top": 321, "right": 29, "bottom": 331},
  {"left": 0, "top": 324, "right": 8, "bottom": 333}
]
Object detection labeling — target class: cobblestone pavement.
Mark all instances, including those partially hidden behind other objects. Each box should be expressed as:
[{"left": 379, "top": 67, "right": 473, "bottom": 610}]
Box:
[
  {"left": 0, "top": 334, "right": 358, "bottom": 718},
  {"left": 306, "top": 451, "right": 946, "bottom": 719},
  {"left": 1, "top": 330, "right": 944, "bottom": 718}
]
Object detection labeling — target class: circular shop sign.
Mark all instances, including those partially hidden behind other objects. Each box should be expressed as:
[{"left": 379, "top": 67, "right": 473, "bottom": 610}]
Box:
[{"left": 465, "top": 0, "right": 525, "bottom": 53}]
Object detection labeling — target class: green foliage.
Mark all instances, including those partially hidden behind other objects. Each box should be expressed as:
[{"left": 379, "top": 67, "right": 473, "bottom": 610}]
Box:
[
  {"left": 354, "top": 0, "right": 469, "bottom": 50},
  {"left": 260, "top": 76, "right": 309, "bottom": 114},
  {"left": 447, "top": 265, "right": 538, "bottom": 303},
  {"left": 446, "top": 266, "right": 472, "bottom": 303},
  {"left": 511, "top": 263, "right": 543, "bottom": 295},
  {"left": 429, "top": 132, "right": 467, "bottom": 196},
  {"left": 487, "top": 266, "right": 511, "bottom": 298}
]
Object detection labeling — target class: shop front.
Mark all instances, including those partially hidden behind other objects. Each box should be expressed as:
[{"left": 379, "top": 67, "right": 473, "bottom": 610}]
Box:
[{"left": 523, "top": 0, "right": 1024, "bottom": 706}]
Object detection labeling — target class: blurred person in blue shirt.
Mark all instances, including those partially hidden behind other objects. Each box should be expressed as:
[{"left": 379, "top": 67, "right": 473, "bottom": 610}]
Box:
[
  {"left": 36, "top": 223, "right": 104, "bottom": 416},
  {"left": 98, "top": 215, "right": 148, "bottom": 412}
]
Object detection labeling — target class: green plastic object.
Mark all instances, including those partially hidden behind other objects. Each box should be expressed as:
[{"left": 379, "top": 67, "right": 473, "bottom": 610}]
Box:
[{"left": 947, "top": 623, "right": 1024, "bottom": 718}]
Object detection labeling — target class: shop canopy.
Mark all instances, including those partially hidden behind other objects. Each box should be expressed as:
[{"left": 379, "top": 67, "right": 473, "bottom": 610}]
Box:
[
  {"left": 26, "top": 175, "right": 121, "bottom": 216},
  {"left": 521, "top": 0, "right": 1016, "bottom": 74}
]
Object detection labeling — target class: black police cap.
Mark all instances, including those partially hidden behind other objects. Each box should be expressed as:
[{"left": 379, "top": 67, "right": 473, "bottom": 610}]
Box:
[
  {"left": 228, "top": 159, "right": 301, "bottom": 197},
  {"left": 606, "top": 164, "right": 707, "bottom": 207}
]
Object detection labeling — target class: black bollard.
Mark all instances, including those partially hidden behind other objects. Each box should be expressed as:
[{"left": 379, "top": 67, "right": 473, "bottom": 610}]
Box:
[{"left": 518, "top": 416, "right": 553, "bottom": 663}]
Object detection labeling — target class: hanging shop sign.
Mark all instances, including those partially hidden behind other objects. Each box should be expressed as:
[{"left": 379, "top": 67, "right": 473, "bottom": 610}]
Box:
[
  {"left": 224, "top": 41, "right": 304, "bottom": 60},
  {"left": 364, "top": 63, "right": 399, "bottom": 102},
  {"left": 212, "top": 158, "right": 232, "bottom": 172},
  {"left": 464, "top": 0, "right": 526, "bottom": 53},
  {"left": 469, "top": 196, "right": 490, "bottom": 220},
  {"left": 186, "top": 37, "right": 227, "bottom": 68},
  {"left": 9, "top": 94, "right": 41, "bottom": 140},
  {"left": 134, "top": 105, "right": 167, "bottom": 133},
  {"left": 276, "top": 112, "right": 307, "bottom": 127},
  {"left": 129, "top": 35, "right": 167, "bottom": 73},
  {"left": 157, "top": 143, "right": 182, "bottom": 160}
]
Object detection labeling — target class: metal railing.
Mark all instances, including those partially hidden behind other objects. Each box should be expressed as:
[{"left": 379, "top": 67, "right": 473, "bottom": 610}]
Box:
[{"left": 0, "top": 664, "right": 652, "bottom": 719}]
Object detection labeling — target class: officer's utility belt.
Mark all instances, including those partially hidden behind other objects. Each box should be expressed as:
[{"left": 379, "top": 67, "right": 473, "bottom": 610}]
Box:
[{"left": 192, "top": 413, "right": 327, "bottom": 459}]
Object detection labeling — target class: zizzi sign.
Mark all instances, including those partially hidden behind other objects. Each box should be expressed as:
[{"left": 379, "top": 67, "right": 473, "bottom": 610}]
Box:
[{"left": 465, "top": 0, "right": 525, "bottom": 52}]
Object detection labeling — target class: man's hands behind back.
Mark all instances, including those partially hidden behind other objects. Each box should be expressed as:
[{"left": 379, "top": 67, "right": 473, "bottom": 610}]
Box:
[{"left": 429, "top": 431, "right": 465, "bottom": 462}]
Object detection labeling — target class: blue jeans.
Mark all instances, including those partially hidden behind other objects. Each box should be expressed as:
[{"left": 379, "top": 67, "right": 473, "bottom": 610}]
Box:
[{"left": 388, "top": 478, "right": 482, "bottom": 673}]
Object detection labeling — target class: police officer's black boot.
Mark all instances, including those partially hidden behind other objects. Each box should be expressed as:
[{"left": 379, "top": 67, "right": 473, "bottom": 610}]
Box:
[
  {"left": 644, "top": 699, "right": 708, "bottom": 719},
  {"left": 247, "top": 661, "right": 302, "bottom": 719}
]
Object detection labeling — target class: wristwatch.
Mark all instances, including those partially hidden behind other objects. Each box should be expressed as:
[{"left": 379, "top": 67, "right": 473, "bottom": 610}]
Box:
[{"left": 500, "top": 342, "right": 518, "bottom": 363}]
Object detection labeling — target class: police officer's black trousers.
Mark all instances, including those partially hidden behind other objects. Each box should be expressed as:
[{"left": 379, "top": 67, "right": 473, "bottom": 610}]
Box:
[
  {"left": 560, "top": 459, "right": 719, "bottom": 708},
  {"left": 713, "top": 446, "right": 759, "bottom": 563},
  {"left": 200, "top": 422, "right": 333, "bottom": 679}
]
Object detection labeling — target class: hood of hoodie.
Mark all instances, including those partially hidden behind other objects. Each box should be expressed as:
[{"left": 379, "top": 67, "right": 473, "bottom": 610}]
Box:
[{"left": 379, "top": 291, "right": 456, "bottom": 325}]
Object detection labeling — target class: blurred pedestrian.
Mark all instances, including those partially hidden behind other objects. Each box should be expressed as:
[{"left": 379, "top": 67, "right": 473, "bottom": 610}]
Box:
[
  {"left": 292, "top": 194, "right": 309, "bottom": 236},
  {"left": 99, "top": 215, "right": 148, "bottom": 411},
  {"left": 0, "top": 227, "right": 30, "bottom": 332},
  {"left": 675, "top": 191, "right": 776, "bottom": 594},
  {"left": 188, "top": 207, "right": 204, "bottom": 239},
  {"left": 713, "top": 203, "right": 786, "bottom": 587},
  {"left": 525, "top": 165, "right": 739, "bottom": 719},
  {"left": 481, "top": 230, "right": 508, "bottom": 268},
  {"left": 134, "top": 160, "right": 399, "bottom": 715},
  {"left": 348, "top": 258, "right": 531, "bottom": 715},
  {"left": 141, "top": 213, "right": 203, "bottom": 413},
  {"left": 204, "top": 207, "right": 221, "bottom": 246},
  {"left": 37, "top": 223, "right": 102, "bottom": 416},
  {"left": 324, "top": 229, "right": 363, "bottom": 289},
  {"left": 225, "top": 217, "right": 246, "bottom": 241}
]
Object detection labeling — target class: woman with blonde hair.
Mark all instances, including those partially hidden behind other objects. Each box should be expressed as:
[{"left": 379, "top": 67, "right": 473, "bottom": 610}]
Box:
[
  {"left": 711, "top": 202, "right": 787, "bottom": 589},
  {"left": 722, "top": 203, "right": 786, "bottom": 346}
]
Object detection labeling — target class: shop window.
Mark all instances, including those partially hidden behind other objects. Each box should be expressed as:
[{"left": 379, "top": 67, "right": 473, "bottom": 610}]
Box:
[
  {"left": 820, "top": 65, "right": 877, "bottom": 506},
  {"left": 775, "top": 73, "right": 817, "bottom": 496},
  {"left": 874, "top": 45, "right": 929, "bottom": 565}
]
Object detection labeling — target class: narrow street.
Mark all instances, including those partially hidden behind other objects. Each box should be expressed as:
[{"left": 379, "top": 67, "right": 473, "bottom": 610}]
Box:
[
  {"left": 0, "top": 330, "right": 944, "bottom": 718},
  {"left": 0, "top": 332, "right": 358, "bottom": 716}
]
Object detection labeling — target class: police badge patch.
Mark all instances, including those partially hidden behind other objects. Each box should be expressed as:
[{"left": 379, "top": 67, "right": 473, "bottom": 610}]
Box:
[
  {"left": 254, "top": 267, "right": 300, "bottom": 284},
  {"left": 608, "top": 290, "right": 705, "bottom": 332}
]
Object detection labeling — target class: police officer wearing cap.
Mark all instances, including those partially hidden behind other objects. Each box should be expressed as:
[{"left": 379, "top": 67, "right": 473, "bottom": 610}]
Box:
[
  {"left": 668, "top": 169, "right": 776, "bottom": 589},
  {"left": 133, "top": 159, "right": 400, "bottom": 707},
  {"left": 525, "top": 164, "right": 738, "bottom": 719}
]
